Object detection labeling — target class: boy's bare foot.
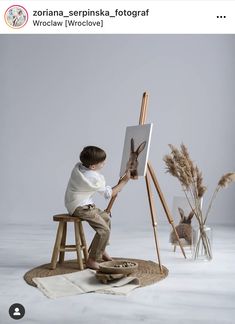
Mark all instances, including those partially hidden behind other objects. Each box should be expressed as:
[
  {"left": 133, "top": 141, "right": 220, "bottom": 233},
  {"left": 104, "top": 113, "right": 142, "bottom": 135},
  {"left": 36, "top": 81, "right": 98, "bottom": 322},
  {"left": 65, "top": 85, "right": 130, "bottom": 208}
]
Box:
[
  {"left": 102, "top": 251, "right": 113, "bottom": 261},
  {"left": 86, "top": 257, "right": 100, "bottom": 270}
]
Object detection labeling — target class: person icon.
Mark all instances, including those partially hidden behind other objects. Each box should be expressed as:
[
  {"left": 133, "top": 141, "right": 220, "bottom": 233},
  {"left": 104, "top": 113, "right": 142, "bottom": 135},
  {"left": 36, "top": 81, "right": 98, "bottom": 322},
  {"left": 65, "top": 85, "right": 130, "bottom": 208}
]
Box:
[
  {"left": 13, "top": 307, "right": 21, "bottom": 316},
  {"left": 9, "top": 303, "right": 25, "bottom": 319}
]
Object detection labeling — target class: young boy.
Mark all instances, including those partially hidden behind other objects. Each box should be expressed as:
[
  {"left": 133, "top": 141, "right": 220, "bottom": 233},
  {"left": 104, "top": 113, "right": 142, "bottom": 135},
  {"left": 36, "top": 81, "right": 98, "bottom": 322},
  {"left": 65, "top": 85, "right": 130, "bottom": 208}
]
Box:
[{"left": 65, "top": 146, "right": 130, "bottom": 270}]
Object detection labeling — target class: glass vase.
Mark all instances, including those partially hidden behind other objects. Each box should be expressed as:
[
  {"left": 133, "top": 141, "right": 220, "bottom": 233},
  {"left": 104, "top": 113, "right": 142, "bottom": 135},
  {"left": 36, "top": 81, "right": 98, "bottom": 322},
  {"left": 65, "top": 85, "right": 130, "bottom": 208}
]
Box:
[{"left": 193, "top": 225, "right": 212, "bottom": 261}]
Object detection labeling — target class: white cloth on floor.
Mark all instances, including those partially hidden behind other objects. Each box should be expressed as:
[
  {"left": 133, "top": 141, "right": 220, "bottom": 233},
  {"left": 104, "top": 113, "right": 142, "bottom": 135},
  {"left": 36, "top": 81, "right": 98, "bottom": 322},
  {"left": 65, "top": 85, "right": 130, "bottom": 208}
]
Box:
[{"left": 33, "top": 269, "right": 140, "bottom": 299}]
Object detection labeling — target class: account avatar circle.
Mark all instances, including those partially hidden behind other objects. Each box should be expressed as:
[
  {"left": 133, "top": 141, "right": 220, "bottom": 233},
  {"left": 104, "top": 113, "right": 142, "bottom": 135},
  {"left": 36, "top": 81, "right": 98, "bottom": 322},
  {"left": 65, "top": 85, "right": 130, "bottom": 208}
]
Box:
[
  {"left": 9, "top": 303, "right": 25, "bottom": 320},
  {"left": 4, "top": 5, "right": 28, "bottom": 29}
]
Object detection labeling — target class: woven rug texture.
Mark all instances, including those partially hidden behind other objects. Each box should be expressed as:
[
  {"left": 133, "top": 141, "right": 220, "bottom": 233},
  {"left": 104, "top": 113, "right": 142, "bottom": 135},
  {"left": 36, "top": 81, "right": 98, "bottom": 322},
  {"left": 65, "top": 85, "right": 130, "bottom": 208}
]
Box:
[{"left": 24, "top": 257, "right": 169, "bottom": 288}]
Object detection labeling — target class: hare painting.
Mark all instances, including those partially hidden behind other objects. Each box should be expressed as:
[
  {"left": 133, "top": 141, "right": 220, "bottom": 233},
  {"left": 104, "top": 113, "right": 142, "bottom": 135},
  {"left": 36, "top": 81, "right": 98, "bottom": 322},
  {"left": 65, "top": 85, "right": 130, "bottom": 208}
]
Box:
[
  {"left": 170, "top": 207, "right": 195, "bottom": 246},
  {"left": 126, "top": 138, "right": 146, "bottom": 179}
]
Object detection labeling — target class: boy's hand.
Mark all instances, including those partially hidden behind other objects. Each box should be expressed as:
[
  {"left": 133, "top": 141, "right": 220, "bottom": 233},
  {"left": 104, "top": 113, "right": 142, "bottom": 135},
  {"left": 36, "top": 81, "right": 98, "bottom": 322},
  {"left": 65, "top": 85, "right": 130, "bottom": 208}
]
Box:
[
  {"left": 122, "top": 169, "right": 131, "bottom": 182},
  {"left": 112, "top": 170, "right": 131, "bottom": 196}
]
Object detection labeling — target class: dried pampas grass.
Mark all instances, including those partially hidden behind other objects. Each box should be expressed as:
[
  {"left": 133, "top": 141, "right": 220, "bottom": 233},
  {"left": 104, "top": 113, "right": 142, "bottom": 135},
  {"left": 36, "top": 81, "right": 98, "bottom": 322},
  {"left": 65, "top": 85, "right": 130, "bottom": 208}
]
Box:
[
  {"left": 163, "top": 143, "right": 235, "bottom": 225},
  {"left": 218, "top": 173, "right": 235, "bottom": 188},
  {"left": 163, "top": 143, "right": 206, "bottom": 199}
]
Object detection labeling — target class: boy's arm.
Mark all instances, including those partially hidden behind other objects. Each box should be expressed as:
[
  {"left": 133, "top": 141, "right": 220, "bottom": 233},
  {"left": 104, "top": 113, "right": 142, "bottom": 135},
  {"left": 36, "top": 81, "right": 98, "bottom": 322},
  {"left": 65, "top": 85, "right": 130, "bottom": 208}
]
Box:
[{"left": 111, "top": 170, "right": 131, "bottom": 197}]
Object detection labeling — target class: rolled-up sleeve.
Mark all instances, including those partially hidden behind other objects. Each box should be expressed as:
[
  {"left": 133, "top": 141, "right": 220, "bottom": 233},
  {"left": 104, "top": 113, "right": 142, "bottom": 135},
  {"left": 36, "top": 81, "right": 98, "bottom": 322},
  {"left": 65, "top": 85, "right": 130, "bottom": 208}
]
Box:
[
  {"left": 86, "top": 171, "right": 112, "bottom": 200},
  {"left": 98, "top": 185, "right": 112, "bottom": 199}
]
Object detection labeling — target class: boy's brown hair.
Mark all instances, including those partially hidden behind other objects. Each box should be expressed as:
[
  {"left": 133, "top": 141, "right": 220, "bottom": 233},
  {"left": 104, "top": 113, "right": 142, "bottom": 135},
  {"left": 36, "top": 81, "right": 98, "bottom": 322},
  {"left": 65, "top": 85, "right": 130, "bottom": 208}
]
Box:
[{"left": 80, "top": 146, "right": 106, "bottom": 168}]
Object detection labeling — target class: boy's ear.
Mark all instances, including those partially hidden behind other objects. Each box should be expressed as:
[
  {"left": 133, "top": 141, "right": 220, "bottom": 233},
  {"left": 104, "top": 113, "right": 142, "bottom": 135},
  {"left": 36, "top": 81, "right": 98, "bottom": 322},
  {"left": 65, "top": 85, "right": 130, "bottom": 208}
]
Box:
[{"left": 89, "top": 165, "right": 95, "bottom": 170}]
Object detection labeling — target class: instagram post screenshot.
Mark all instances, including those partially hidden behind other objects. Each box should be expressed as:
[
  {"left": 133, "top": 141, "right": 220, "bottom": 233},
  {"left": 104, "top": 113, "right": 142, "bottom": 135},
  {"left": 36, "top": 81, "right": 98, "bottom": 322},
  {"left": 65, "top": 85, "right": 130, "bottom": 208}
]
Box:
[{"left": 0, "top": 1, "right": 235, "bottom": 323}]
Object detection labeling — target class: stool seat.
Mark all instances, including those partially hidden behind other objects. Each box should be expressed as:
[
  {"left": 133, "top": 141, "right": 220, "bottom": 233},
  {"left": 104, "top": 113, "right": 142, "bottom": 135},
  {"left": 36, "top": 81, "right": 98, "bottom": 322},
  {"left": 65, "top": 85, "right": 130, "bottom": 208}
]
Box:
[
  {"left": 50, "top": 213, "right": 88, "bottom": 270},
  {"left": 53, "top": 214, "right": 81, "bottom": 222}
]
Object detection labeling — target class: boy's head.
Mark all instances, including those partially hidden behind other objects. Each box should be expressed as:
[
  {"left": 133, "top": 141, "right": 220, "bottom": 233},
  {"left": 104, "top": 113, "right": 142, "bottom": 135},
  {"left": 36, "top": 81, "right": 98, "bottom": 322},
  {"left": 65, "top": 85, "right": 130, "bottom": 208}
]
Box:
[{"left": 80, "top": 146, "right": 106, "bottom": 170}]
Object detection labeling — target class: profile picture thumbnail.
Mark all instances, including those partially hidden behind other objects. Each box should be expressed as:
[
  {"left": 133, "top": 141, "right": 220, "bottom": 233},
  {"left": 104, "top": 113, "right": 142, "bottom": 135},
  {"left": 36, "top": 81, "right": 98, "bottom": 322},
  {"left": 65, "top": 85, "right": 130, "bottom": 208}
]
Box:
[{"left": 4, "top": 5, "right": 28, "bottom": 29}]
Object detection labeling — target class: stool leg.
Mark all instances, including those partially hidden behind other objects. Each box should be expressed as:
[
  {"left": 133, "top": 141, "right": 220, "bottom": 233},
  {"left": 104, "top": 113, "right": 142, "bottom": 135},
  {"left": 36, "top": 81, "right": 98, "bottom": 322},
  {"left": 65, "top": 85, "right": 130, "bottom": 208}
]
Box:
[
  {"left": 74, "top": 222, "right": 84, "bottom": 270},
  {"left": 59, "top": 222, "right": 67, "bottom": 264},
  {"left": 78, "top": 221, "right": 88, "bottom": 262},
  {"left": 50, "top": 221, "right": 64, "bottom": 270}
]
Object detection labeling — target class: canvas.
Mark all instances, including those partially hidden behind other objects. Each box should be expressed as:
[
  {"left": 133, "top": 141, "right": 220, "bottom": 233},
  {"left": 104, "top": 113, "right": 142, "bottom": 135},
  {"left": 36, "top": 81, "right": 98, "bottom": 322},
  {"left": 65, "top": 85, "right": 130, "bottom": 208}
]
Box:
[{"left": 119, "top": 124, "right": 153, "bottom": 178}]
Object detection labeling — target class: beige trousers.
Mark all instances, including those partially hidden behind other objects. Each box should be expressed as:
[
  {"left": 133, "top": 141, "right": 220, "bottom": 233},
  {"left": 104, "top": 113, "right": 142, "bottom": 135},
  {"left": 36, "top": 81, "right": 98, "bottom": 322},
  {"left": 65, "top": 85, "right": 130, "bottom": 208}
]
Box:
[{"left": 72, "top": 205, "right": 111, "bottom": 261}]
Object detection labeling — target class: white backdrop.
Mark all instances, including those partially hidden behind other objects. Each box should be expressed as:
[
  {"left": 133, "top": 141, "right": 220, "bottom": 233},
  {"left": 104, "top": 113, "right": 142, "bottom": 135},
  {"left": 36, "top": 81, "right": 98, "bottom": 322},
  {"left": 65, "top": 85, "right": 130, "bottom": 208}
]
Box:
[{"left": 1, "top": 35, "right": 235, "bottom": 228}]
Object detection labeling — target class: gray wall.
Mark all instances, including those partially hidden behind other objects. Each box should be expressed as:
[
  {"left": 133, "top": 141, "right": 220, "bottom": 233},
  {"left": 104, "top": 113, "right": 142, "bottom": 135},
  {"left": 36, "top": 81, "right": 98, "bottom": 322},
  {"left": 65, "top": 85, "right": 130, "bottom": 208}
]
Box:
[{"left": 1, "top": 35, "right": 235, "bottom": 229}]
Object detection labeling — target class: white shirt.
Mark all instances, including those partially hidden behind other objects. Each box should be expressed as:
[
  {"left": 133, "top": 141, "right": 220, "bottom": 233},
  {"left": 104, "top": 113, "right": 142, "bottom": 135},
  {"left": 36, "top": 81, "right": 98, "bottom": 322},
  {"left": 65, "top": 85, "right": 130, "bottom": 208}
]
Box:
[{"left": 65, "top": 162, "right": 112, "bottom": 214}]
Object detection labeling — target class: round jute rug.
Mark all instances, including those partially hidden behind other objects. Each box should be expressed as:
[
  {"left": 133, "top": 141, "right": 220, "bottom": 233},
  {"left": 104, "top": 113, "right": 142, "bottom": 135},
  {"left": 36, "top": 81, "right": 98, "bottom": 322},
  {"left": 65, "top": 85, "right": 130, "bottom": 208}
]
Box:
[{"left": 24, "top": 257, "right": 169, "bottom": 288}]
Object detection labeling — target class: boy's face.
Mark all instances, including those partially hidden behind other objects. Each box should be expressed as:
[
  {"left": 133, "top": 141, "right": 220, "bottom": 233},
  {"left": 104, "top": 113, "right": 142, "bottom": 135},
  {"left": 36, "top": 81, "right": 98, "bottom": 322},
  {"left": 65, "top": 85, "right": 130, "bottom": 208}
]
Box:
[{"left": 89, "top": 159, "right": 106, "bottom": 171}]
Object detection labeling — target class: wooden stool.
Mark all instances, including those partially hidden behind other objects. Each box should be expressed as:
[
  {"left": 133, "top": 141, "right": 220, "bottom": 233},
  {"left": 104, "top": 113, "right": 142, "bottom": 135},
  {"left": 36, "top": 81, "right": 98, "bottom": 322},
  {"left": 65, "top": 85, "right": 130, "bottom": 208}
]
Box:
[{"left": 50, "top": 214, "right": 88, "bottom": 270}]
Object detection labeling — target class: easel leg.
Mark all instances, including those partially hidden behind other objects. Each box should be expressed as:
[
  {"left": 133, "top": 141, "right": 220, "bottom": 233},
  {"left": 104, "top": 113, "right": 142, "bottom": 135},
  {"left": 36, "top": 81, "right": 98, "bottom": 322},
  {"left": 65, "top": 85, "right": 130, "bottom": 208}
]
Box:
[
  {"left": 145, "top": 170, "right": 163, "bottom": 273},
  {"left": 147, "top": 162, "right": 187, "bottom": 259}
]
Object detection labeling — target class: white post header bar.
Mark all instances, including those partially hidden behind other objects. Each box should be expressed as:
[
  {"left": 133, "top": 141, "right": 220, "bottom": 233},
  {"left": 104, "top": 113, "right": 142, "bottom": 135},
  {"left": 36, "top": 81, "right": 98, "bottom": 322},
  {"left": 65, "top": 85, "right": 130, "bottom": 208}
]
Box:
[{"left": 0, "top": 1, "right": 235, "bottom": 34}]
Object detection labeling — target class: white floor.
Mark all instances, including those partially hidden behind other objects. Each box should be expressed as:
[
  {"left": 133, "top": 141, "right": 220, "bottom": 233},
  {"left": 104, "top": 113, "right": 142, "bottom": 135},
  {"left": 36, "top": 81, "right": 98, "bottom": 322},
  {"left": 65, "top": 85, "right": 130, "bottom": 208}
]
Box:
[{"left": 0, "top": 223, "right": 235, "bottom": 324}]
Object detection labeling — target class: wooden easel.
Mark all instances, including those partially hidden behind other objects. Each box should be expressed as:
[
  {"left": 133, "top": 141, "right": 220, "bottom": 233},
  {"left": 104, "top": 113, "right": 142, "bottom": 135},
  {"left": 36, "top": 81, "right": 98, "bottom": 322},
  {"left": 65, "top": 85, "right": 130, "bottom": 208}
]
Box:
[{"left": 105, "top": 92, "right": 186, "bottom": 273}]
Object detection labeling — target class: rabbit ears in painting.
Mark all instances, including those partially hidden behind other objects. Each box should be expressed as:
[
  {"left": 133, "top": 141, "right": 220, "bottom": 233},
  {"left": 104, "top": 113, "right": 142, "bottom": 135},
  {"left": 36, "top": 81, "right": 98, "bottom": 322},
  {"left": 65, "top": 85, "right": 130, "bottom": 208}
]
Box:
[
  {"left": 119, "top": 123, "right": 153, "bottom": 178},
  {"left": 130, "top": 138, "right": 146, "bottom": 156}
]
